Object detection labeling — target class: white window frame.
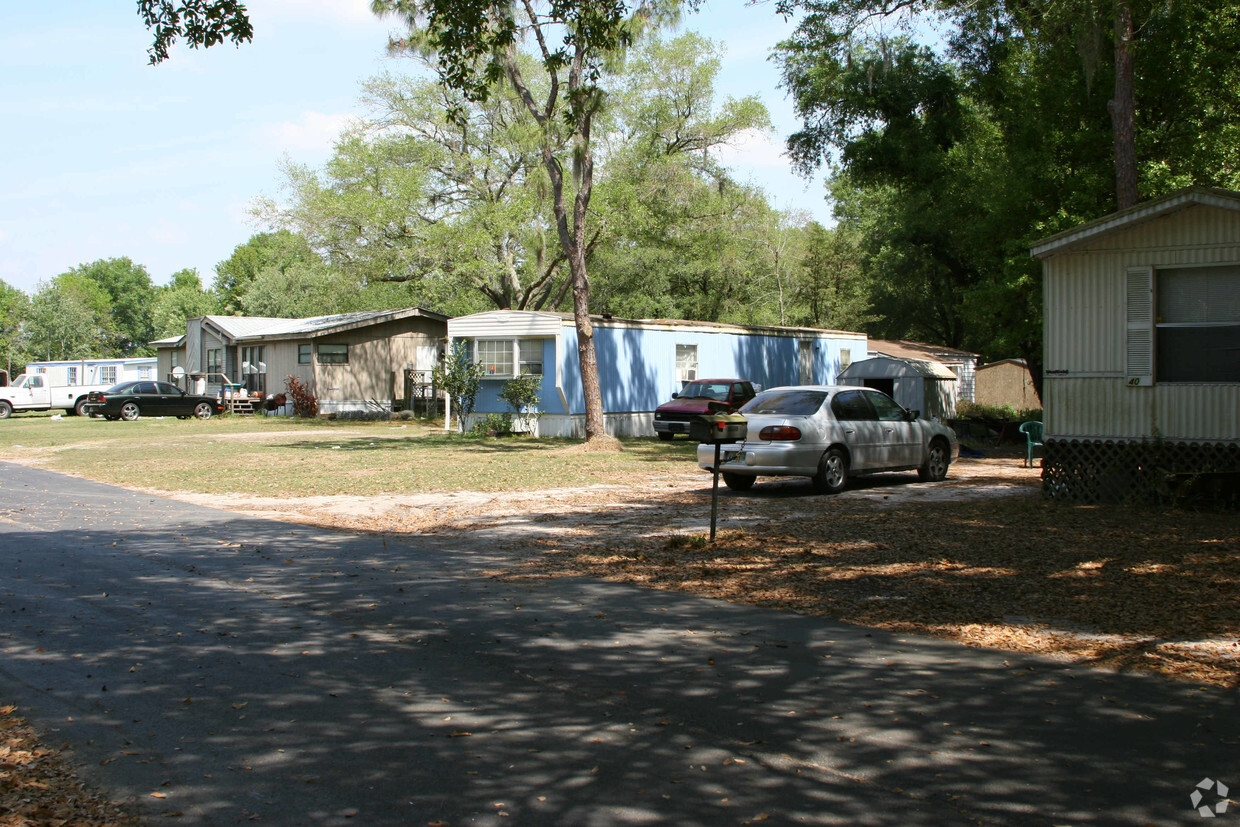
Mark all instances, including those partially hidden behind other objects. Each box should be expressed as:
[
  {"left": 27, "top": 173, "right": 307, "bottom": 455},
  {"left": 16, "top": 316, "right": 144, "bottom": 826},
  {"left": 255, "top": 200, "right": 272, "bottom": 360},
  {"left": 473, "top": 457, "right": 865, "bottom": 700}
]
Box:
[
  {"left": 676, "top": 344, "right": 698, "bottom": 385},
  {"left": 99, "top": 366, "right": 117, "bottom": 385},
  {"left": 67, "top": 366, "right": 78, "bottom": 386},
  {"left": 475, "top": 339, "right": 545, "bottom": 378}
]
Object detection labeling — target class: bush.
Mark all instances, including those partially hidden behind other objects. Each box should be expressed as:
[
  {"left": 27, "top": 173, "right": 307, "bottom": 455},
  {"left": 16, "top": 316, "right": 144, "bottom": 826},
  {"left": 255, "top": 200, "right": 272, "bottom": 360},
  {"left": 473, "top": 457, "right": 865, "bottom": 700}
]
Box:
[
  {"left": 284, "top": 375, "right": 319, "bottom": 419},
  {"left": 470, "top": 412, "right": 513, "bottom": 436},
  {"left": 957, "top": 400, "right": 1042, "bottom": 422},
  {"left": 499, "top": 374, "right": 542, "bottom": 431}
]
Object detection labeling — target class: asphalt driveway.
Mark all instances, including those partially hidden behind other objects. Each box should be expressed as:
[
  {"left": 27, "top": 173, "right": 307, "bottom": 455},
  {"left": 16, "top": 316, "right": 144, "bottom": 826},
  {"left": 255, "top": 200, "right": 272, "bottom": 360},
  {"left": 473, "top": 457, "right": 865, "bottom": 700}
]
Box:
[{"left": 0, "top": 461, "right": 1235, "bottom": 825}]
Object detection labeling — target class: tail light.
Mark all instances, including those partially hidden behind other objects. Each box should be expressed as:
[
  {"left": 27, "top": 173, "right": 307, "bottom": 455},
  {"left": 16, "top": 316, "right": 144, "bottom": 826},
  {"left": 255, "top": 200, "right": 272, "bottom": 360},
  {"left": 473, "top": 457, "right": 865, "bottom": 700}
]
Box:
[{"left": 759, "top": 425, "right": 801, "bottom": 441}]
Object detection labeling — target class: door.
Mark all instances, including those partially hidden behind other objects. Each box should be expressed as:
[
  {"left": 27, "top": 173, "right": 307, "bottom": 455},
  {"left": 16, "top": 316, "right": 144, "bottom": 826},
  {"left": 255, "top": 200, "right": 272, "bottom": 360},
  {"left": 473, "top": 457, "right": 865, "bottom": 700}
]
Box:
[
  {"left": 865, "top": 390, "right": 921, "bottom": 468},
  {"left": 155, "top": 381, "right": 190, "bottom": 416},
  {"left": 798, "top": 340, "right": 814, "bottom": 384},
  {"left": 828, "top": 389, "right": 882, "bottom": 470}
]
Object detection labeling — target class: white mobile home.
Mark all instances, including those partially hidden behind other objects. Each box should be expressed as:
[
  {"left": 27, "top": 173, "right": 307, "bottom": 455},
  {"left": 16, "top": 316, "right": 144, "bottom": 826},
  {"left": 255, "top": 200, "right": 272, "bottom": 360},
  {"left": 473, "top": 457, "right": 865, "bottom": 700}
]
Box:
[
  {"left": 1030, "top": 186, "right": 1240, "bottom": 503},
  {"left": 22, "top": 357, "right": 158, "bottom": 387}
]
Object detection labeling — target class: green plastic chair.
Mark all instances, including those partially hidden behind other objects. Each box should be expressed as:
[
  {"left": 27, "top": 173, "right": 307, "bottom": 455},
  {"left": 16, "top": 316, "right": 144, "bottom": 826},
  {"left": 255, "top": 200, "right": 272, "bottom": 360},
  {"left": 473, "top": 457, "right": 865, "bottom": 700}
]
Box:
[{"left": 1019, "top": 421, "right": 1043, "bottom": 468}]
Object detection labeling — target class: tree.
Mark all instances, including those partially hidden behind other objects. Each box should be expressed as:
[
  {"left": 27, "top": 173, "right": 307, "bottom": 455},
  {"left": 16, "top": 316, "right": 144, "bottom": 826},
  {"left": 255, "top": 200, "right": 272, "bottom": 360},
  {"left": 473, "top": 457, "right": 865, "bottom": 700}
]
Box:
[
  {"left": 254, "top": 67, "right": 556, "bottom": 316},
  {"left": 775, "top": 0, "right": 1240, "bottom": 397},
  {"left": 152, "top": 268, "right": 219, "bottom": 337},
  {"left": 432, "top": 340, "right": 486, "bottom": 434},
  {"left": 139, "top": 0, "right": 253, "bottom": 64},
  {"left": 373, "top": 0, "right": 691, "bottom": 444},
  {"left": 60, "top": 258, "right": 155, "bottom": 355},
  {"left": 214, "top": 231, "right": 319, "bottom": 315},
  {"left": 0, "top": 280, "right": 29, "bottom": 377},
  {"left": 24, "top": 281, "right": 105, "bottom": 363}
]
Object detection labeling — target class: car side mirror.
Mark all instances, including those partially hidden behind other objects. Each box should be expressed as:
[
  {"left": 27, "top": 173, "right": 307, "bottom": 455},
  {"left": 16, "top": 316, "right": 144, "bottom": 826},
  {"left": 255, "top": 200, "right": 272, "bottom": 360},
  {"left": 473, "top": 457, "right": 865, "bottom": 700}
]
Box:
[
  {"left": 671, "top": 392, "right": 679, "bottom": 399},
  {"left": 907, "top": 409, "right": 920, "bottom": 421}
]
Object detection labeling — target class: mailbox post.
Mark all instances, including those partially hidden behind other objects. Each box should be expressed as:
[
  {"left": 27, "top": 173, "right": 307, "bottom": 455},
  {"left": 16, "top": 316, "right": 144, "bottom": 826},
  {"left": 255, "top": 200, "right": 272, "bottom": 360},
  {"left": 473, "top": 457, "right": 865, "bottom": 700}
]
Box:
[{"left": 690, "top": 413, "right": 747, "bottom": 542}]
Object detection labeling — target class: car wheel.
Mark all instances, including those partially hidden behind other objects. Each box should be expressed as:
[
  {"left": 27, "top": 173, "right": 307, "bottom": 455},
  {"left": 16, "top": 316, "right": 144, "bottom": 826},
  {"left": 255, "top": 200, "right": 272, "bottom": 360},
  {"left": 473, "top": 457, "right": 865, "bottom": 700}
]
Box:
[
  {"left": 0, "top": 401, "right": 10, "bottom": 420},
  {"left": 812, "top": 448, "right": 848, "bottom": 495},
  {"left": 722, "top": 472, "right": 755, "bottom": 491},
  {"left": 918, "top": 438, "right": 950, "bottom": 482},
  {"left": 193, "top": 402, "right": 214, "bottom": 420},
  {"left": 657, "top": 431, "right": 675, "bottom": 442},
  {"left": 73, "top": 398, "right": 90, "bottom": 417},
  {"left": 119, "top": 402, "right": 141, "bottom": 421}
]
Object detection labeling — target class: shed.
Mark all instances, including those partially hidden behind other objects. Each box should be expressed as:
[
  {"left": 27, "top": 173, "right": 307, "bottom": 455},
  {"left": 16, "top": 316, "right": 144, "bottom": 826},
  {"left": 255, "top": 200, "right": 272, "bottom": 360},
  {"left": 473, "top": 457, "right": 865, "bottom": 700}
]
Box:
[
  {"left": 837, "top": 356, "right": 958, "bottom": 421},
  {"left": 1030, "top": 186, "right": 1240, "bottom": 503},
  {"left": 868, "top": 339, "right": 980, "bottom": 402},
  {"left": 974, "top": 359, "right": 1039, "bottom": 411},
  {"left": 446, "top": 310, "right": 868, "bottom": 437}
]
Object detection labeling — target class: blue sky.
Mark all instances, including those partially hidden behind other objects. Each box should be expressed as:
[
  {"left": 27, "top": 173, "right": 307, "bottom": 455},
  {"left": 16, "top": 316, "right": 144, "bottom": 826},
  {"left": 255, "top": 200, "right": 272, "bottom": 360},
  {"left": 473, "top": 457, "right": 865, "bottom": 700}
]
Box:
[{"left": 0, "top": 0, "right": 829, "bottom": 297}]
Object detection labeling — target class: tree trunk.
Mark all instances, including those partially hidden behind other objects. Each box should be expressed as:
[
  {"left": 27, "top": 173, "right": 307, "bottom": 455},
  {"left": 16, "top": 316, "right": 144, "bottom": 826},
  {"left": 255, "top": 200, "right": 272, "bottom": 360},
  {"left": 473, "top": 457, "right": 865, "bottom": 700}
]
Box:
[{"left": 1109, "top": 0, "right": 1139, "bottom": 210}]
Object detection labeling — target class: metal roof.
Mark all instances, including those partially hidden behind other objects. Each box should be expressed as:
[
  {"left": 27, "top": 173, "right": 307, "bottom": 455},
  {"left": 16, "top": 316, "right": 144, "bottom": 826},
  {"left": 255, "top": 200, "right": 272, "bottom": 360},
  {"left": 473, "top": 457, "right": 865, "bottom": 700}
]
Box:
[
  {"left": 194, "top": 308, "right": 447, "bottom": 342},
  {"left": 1030, "top": 186, "right": 1240, "bottom": 259},
  {"left": 868, "top": 339, "right": 978, "bottom": 363}
]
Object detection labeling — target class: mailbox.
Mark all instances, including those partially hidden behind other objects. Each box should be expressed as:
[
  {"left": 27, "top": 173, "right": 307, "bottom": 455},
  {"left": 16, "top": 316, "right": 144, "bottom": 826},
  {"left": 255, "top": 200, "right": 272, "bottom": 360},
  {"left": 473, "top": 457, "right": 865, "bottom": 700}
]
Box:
[{"left": 690, "top": 413, "right": 747, "bottom": 444}]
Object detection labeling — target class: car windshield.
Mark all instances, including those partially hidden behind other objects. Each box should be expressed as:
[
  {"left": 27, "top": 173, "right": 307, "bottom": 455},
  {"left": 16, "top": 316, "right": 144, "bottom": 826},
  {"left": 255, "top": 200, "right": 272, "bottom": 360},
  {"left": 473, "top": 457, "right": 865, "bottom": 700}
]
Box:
[
  {"left": 740, "top": 389, "right": 829, "bottom": 416},
  {"left": 678, "top": 381, "right": 730, "bottom": 401}
]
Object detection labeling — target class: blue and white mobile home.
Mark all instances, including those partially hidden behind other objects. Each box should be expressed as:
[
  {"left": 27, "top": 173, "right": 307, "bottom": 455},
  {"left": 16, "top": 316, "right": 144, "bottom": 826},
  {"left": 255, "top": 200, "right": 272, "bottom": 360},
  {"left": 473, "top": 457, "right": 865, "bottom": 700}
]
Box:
[
  {"left": 447, "top": 310, "right": 868, "bottom": 437},
  {"left": 21, "top": 357, "right": 158, "bottom": 387}
]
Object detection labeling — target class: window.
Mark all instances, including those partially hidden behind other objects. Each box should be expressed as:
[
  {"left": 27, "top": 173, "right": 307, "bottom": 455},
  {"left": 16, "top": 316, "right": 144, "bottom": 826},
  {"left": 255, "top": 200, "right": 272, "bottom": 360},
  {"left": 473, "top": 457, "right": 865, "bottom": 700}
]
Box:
[
  {"left": 298, "top": 344, "right": 312, "bottom": 365},
  {"left": 139, "top": 366, "right": 153, "bottom": 380},
  {"left": 840, "top": 349, "right": 852, "bottom": 371},
  {"left": 830, "top": 390, "right": 876, "bottom": 421},
  {"left": 206, "top": 348, "right": 223, "bottom": 377},
  {"left": 476, "top": 340, "right": 514, "bottom": 377},
  {"left": 67, "top": 367, "right": 78, "bottom": 386},
  {"left": 1155, "top": 266, "right": 1240, "bottom": 383},
  {"left": 676, "top": 344, "right": 698, "bottom": 385},
  {"left": 317, "top": 344, "right": 349, "bottom": 364},
  {"left": 171, "top": 350, "right": 180, "bottom": 368},
  {"left": 518, "top": 340, "right": 543, "bottom": 376},
  {"left": 99, "top": 366, "right": 117, "bottom": 385},
  {"left": 867, "top": 390, "right": 907, "bottom": 421}
]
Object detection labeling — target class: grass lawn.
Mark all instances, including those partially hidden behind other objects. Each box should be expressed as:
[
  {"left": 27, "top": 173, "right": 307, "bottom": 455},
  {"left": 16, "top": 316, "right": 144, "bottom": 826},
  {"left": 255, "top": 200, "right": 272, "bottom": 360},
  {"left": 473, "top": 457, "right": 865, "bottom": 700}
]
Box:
[{"left": 0, "top": 411, "right": 699, "bottom": 496}]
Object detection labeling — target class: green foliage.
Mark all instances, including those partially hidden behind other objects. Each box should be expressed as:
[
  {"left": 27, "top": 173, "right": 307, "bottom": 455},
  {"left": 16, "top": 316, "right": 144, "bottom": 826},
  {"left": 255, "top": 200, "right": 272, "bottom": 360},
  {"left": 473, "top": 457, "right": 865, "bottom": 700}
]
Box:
[
  {"left": 152, "top": 268, "right": 218, "bottom": 337},
  {"left": 24, "top": 280, "right": 109, "bottom": 362},
  {"left": 470, "top": 412, "right": 514, "bottom": 436},
  {"left": 139, "top": 0, "right": 253, "bottom": 64},
  {"left": 0, "top": 280, "right": 29, "bottom": 374},
  {"left": 432, "top": 341, "right": 486, "bottom": 434},
  {"left": 956, "top": 400, "right": 1042, "bottom": 423},
  {"left": 58, "top": 258, "right": 156, "bottom": 355},
  {"left": 499, "top": 373, "right": 542, "bottom": 430},
  {"left": 284, "top": 375, "right": 319, "bottom": 419},
  {"left": 214, "top": 231, "right": 319, "bottom": 315}
]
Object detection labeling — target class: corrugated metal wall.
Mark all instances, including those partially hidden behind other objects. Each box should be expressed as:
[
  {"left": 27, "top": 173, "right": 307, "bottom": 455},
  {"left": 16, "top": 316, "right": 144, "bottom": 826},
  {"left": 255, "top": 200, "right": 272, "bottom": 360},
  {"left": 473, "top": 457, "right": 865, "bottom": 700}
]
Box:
[{"left": 1043, "top": 204, "right": 1240, "bottom": 440}]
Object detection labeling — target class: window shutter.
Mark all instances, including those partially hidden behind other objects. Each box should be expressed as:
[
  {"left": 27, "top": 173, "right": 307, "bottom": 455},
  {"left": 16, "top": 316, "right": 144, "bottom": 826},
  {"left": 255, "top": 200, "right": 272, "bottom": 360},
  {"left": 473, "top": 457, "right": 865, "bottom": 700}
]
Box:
[{"left": 1125, "top": 265, "right": 1154, "bottom": 385}]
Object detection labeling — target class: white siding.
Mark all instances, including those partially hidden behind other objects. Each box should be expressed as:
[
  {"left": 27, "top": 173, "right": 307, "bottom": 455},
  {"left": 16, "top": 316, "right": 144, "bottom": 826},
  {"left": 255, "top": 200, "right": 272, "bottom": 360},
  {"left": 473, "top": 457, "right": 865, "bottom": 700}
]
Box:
[{"left": 1042, "top": 202, "right": 1240, "bottom": 441}]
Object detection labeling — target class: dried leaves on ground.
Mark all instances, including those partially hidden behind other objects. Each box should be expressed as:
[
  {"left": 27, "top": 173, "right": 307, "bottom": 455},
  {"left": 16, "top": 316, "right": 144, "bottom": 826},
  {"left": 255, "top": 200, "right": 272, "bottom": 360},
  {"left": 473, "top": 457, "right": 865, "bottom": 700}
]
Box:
[
  {"left": 503, "top": 461, "right": 1240, "bottom": 688},
  {"left": 0, "top": 705, "right": 137, "bottom": 826}
]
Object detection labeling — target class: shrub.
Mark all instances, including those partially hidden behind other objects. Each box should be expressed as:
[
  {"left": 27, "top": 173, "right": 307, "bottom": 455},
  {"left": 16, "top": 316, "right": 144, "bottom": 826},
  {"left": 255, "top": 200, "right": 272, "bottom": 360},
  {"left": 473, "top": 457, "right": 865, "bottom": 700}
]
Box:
[
  {"left": 499, "top": 373, "right": 542, "bottom": 431},
  {"left": 470, "top": 412, "right": 513, "bottom": 436},
  {"left": 957, "top": 400, "right": 1042, "bottom": 422},
  {"left": 284, "top": 375, "right": 319, "bottom": 419},
  {"left": 433, "top": 341, "right": 486, "bottom": 434}
]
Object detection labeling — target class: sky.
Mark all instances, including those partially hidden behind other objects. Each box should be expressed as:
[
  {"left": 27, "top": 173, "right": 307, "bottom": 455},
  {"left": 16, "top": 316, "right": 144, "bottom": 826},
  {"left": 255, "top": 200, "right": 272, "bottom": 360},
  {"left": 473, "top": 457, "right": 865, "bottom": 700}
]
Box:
[{"left": 0, "top": 0, "right": 830, "bottom": 298}]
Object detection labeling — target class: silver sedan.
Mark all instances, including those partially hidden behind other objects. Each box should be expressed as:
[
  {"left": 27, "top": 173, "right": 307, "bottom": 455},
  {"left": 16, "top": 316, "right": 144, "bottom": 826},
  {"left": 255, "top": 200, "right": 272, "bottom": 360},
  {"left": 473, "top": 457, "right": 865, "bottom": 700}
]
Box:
[{"left": 696, "top": 385, "right": 959, "bottom": 493}]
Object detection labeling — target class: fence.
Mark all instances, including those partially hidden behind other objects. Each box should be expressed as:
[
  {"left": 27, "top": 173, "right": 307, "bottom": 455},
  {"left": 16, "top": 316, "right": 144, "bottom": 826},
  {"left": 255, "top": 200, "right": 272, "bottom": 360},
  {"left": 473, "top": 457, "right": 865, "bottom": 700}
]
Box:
[{"left": 1042, "top": 438, "right": 1240, "bottom": 509}]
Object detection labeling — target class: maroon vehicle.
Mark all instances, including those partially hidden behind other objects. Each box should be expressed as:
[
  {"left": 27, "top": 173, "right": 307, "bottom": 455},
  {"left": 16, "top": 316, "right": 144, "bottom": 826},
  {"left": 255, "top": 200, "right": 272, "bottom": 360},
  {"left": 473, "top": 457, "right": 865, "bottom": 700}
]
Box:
[{"left": 653, "top": 379, "right": 757, "bottom": 441}]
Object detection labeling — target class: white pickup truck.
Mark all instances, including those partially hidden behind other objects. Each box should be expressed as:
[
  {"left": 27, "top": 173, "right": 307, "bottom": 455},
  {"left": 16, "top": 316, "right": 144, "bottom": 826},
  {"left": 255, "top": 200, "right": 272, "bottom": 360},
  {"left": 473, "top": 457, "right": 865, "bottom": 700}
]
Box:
[{"left": 0, "top": 374, "right": 112, "bottom": 419}]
